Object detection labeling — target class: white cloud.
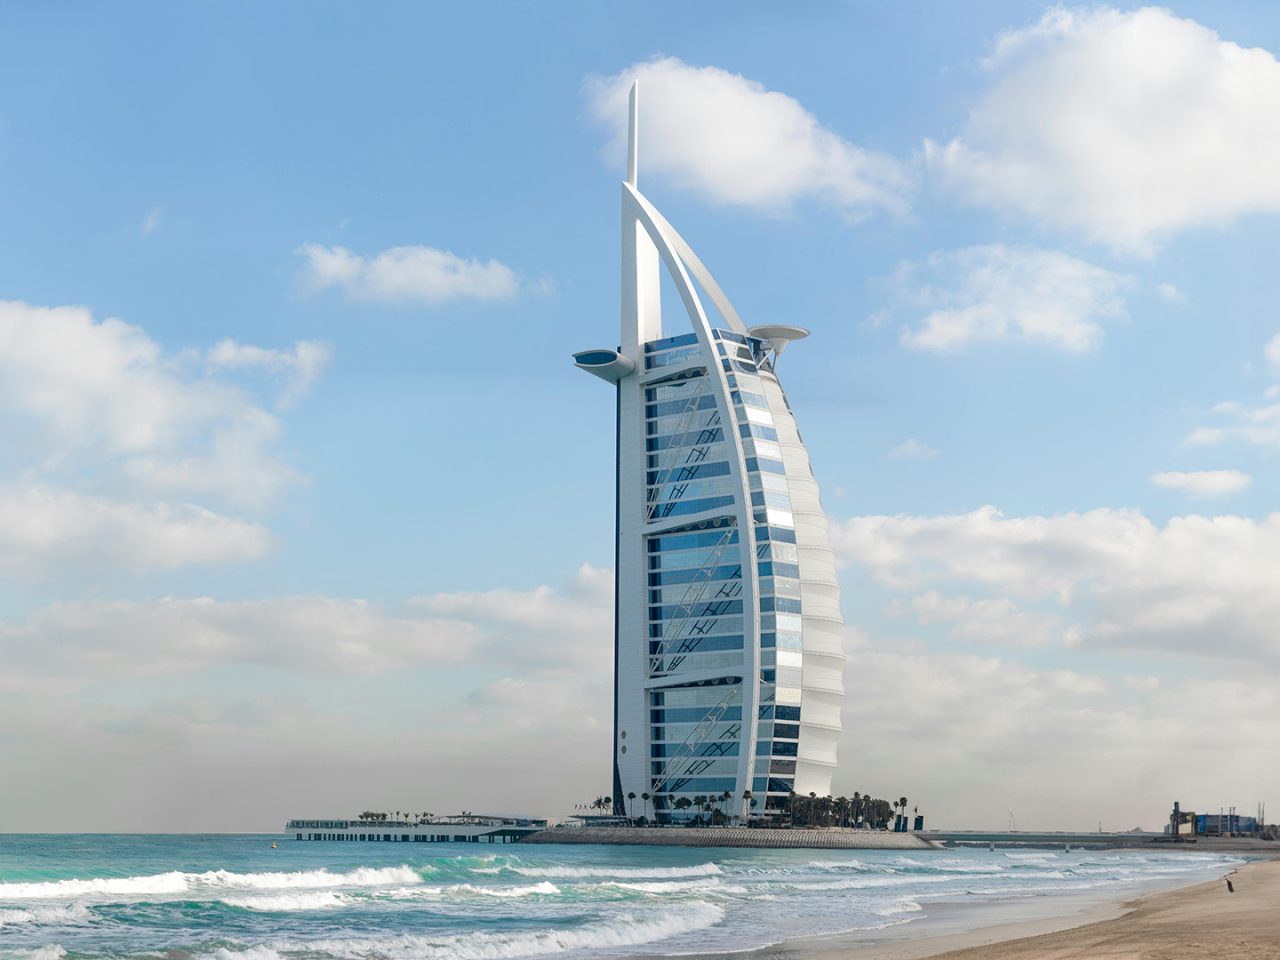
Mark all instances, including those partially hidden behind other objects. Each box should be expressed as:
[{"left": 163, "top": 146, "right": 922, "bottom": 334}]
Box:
[
  {"left": 0, "top": 487, "right": 270, "bottom": 579},
  {"left": 886, "top": 245, "right": 1129, "bottom": 352},
  {"left": 1185, "top": 336, "right": 1280, "bottom": 449},
  {"left": 1151, "top": 469, "right": 1252, "bottom": 496},
  {"left": 0, "top": 567, "right": 616, "bottom": 829},
  {"left": 0, "top": 565, "right": 612, "bottom": 681},
  {"left": 141, "top": 207, "right": 162, "bottom": 237},
  {"left": 834, "top": 506, "right": 1280, "bottom": 663},
  {"left": 1156, "top": 282, "right": 1185, "bottom": 304},
  {"left": 838, "top": 645, "right": 1279, "bottom": 831},
  {"left": 0, "top": 300, "right": 309, "bottom": 511},
  {"left": 585, "top": 57, "right": 910, "bottom": 218},
  {"left": 888, "top": 438, "right": 938, "bottom": 460},
  {"left": 0, "top": 595, "right": 479, "bottom": 678},
  {"left": 899, "top": 590, "right": 1062, "bottom": 647},
  {"left": 296, "top": 243, "right": 520, "bottom": 305},
  {"left": 207, "top": 338, "right": 332, "bottom": 407},
  {"left": 926, "top": 7, "right": 1280, "bottom": 252}
]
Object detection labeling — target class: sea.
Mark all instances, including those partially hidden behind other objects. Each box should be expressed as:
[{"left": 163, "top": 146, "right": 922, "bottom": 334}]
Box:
[{"left": 0, "top": 835, "right": 1243, "bottom": 960}]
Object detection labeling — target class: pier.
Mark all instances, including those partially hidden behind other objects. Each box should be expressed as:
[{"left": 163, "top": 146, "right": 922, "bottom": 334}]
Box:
[{"left": 286, "top": 815, "right": 546, "bottom": 843}]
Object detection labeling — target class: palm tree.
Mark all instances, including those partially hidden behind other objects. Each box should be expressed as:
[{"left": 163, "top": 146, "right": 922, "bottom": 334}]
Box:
[
  {"left": 641, "top": 792, "right": 651, "bottom": 823},
  {"left": 788, "top": 790, "right": 798, "bottom": 827},
  {"left": 720, "top": 790, "right": 732, "bottom": 823},
  {"left": 741, "top": 789, "right": 753, "bottom": 823},
  {"left": 627, "top": 792, "right": 636, "bottom": 819},
  {"left": 808, "top": 792, "right": 818, "bottom": 827},
  {"left": 674, "top": 796, "right": 693, "bottom": 821},
  {"left": 693, "top": 795, "right": 707, "bottom": 824}
]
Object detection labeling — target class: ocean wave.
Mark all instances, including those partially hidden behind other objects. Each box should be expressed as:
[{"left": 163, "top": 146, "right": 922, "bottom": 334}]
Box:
[
  {"left": 194, "top": 866, "right": 422, "bottom": 890},
  {"left": 0, "top": 865, "right": 421, "bottom": 901},
  {"left": 603, "top": 878, "right": 748, "bottom": 895},
  {"left": 0, "top": 948, "right": 68, "bottom": 960},
  {"left": 0, "top": 904, "right": 91, "bottom": 927},
  {"left": 444, "top": 882, "right": 560, "bottom": 898},
  {"left": 780, "top": 874, "right": 954, "bottom": 892},
  {"left": 804, "top": 858, "right": 865, "bottom": 870},
  {"left": 203, "top": 900, "right": 726, "bottom": 960},
  {"left": 0, "top": 872, "right": 191, "bottom": 900},
  {"left": 509, "top": 863, "right": 722, "bottom": 879},
  {"left": 220, "top": 891, "right": 350, "bottom": 912},
  {"left": 1004, "top": 852, "right": 1058, "bottom": 860}
]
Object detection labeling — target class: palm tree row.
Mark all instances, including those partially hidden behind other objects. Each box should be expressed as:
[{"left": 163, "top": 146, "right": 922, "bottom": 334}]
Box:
[
  {"left": 781, "top": 792, "right": 913, "bottom": 829},
  {"left": 572, "top": 789, "right": 915, "bottom": 830}
]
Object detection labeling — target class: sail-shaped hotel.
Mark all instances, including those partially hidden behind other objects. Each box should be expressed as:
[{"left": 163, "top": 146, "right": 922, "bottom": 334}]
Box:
[{"left": 575, "top": 85, "right": 845, "bottom": 822}]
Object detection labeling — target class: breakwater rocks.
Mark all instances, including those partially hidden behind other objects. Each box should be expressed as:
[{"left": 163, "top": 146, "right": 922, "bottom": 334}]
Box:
[{"left": 521, "top": 827, "right": 940, "bottom": 849}]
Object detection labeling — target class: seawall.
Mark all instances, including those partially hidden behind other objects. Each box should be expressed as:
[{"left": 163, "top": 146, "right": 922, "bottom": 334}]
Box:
[{"left": 521, "top": 826, "right": 940, "bottom": 849}]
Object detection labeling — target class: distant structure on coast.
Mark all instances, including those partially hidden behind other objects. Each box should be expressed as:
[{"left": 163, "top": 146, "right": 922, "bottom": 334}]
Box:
[{"left": 573, "top": 83, "right": 846, "bottom": 822}]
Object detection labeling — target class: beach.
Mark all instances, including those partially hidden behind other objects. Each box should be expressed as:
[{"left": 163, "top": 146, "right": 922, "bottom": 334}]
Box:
[
  {"left": 777, "top": 855, "right": 1279, "bottom": 960},
  {"left": 0, "top": 835, "right": 1260, "bottom": 958}
]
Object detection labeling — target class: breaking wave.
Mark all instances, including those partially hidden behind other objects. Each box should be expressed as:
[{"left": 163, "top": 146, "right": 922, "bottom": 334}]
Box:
[
  {"left": 202, "top": 901, "right": 725, "bottom": 960},
  {"left": 509, "top": 862, "right": 722, "bottom": 879},
  {"left": 0, "top": 904, "right": 91, "bottom": 927},
  {"left": 0, "top": 866, "right": 421, "bottom": 900},
  {"left": 444, "top": 882, "right": 560, "bottom": 898},
  {"left": 220, "top": 891, "right": 351, "bottom": 911}
]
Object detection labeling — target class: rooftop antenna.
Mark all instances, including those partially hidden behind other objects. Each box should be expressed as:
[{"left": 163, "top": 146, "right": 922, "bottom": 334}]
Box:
[{"left": 627, "top": 80, "right": 639, "bottom": 188}]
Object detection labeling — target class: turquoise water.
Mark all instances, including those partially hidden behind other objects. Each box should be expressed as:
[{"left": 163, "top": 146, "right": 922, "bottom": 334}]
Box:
[{"left": 0, "top": 835, "right": 1242, "bottom": 959}]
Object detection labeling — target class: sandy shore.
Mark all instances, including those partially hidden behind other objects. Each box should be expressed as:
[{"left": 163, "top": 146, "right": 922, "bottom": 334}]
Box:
[{"left": 788, "top": 856, "right": 1279, "bottom": 960}]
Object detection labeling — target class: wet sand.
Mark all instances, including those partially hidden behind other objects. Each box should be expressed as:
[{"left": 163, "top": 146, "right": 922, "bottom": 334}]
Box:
[{"left": 795, "top": 856, "right": 1279, "bottom": 960}]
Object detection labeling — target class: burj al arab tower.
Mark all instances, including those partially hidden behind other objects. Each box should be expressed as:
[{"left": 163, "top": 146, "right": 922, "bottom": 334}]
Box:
[{"left": 574, "top": 84, "right": 846, "bottom": 822}]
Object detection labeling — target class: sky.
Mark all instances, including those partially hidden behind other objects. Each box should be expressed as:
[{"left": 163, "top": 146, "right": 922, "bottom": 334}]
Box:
[{"left": 0, "top": 1, "right": 1277, "bottom": 833}]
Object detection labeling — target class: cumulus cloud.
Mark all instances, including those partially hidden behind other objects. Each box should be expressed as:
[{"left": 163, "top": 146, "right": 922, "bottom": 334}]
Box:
[
  {"left": 894, "top": 590, "right": 1062, "bottom": 647},
  {"left": 888, "top": 438, "right": 938, "bottom": 460},
  {"left": 0, "top": 567, "right": 615, "bottom": 829},
  {"left": 296, "top": 243, "right": 520, "bottom": 305},
  {"left": 1156, "top": 282, "right": 1185, "bottom": 304},
  {"left": 926, "top": 7, "right": 1280, "bottom": 252},
  {"left": 0, "top": 300, "right": 310, "bottom": 511},
  {"left": 1151, "top": 469, "right": 1252, "bottom": 497},
  {"left": 0, "top": 595, "right": 479, "bottom": 678},
  {"left": 584, "top": 57, "right": 909, "bottom": 218},
  {"left": 207, "top": 338, "right": 332, "bottom": 407},
  {"left": 884, "top": 245, "right": 1129, "bottom": 352},
  {"left": 1185, "top": 336, "right": 1280, "bottom": 449},
  {"left": 0, "top": 487, "right": 269, "bottom": 579},
  {"left": 838, "top": 645, "right": 1279, "bottom": 830},
  {"left": 0, "top": 565, "right": 612, "bottom": 681},
  {"left": 834, "top": 506, "right": 1280, "bottom": 662}
]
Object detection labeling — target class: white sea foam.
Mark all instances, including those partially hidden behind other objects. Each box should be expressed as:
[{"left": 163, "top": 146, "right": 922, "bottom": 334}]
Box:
[
  {"left": 604, "top": 878, "right": 748, "bottom": 895},
  {"left": 445, "top": 882, "right": 560, "bottom": 898},
  {"left": 0, "top": 872, "right": 191, "bottom": 900},
  {"left": 1004, "top": 852, "right": 1058, "bottom": 860},
  {"left": 208, "top": 900, "right": 726, "bottom": 960},
  {"left": 195, "top": 866, "right": 422, "bottom": 890},
  {"left": 0, "top": 865, "right": 421, "bottom": 901},
  {"left": 221, "top": 891, "right": 350, "bottom": 911},
  {"left": 509, "top": 863, "right": 722, "bottom": 879},
  {"left": 781, "top": 874, "right": 954, "bottom": 892},
  {"left": 805, "top": 859, "right": 865, "bottom": 870},
  {"left": 0, "top": 904, "right": 91, "bottom": 927},
  {"left": 2, "top": 948, "right": 68, "bottom": 960}
]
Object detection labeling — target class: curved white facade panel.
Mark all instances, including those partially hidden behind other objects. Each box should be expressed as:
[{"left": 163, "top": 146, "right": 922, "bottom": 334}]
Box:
[{"left": 575, "top": 84, "right": 845, "bottom": 821}]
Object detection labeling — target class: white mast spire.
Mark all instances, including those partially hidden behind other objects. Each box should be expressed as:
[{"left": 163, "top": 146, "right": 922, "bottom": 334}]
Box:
[{"left": 627, "top": 81, "right": 639, "bottom": 188}]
